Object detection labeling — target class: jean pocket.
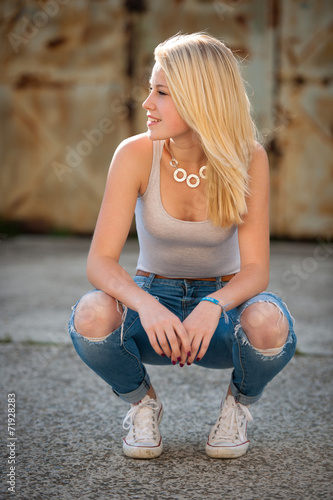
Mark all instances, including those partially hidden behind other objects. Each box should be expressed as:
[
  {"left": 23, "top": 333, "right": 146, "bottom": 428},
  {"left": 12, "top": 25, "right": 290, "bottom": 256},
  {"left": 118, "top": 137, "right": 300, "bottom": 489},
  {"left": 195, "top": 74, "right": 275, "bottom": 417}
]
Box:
[{"left": 133, "top": 276, "right": 148, "bottom": 291}]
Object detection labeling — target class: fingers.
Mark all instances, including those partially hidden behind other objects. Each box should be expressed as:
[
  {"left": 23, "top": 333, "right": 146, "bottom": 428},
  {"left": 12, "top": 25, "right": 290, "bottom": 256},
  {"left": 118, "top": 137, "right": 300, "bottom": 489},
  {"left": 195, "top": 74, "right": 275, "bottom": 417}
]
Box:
[
  {"left": 148, "top": 331, "right": 172, "bottom": 359},
  {"left": 187, "top": 338, "right": 204, "bottom": 365},
  {"left": 150, "top": 327, "right": 210, "bottom": 367},
  {"left": 187, "top": 332, "right": 212, "bottom": 365},
  {"left": 173, "top": 323, "right": 191, "bottom": 365},
  {"left": 140, "top": 303, "right": 192, "bottom": 364},
  {"left": 179, "top": 344, "right": 190, "bottom": 367},
  {"left": 146, "top": 321, "right": 190, "bottom": 364},
  {"left": 161, "top": 324, "right": 189, "bottom": 364}
]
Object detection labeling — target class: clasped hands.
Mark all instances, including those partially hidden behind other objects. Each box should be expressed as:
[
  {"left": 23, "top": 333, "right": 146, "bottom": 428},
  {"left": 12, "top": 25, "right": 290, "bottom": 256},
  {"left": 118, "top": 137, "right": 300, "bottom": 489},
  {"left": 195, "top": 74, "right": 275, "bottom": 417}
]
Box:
[{"left": 138, "top": 300, "right": 222, "bottom": 366}]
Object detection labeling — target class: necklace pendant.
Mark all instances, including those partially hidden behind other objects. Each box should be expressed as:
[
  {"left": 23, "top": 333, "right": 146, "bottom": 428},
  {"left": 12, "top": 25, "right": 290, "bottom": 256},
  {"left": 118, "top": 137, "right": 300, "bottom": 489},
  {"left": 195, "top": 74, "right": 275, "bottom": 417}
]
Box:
[
  {"left": 199, "top": 165, "right": 207, "bottom": 179},
  {"left": 186, "top": 174, "right": 200, "bottom": 188},
  {"left": 173, "top": 168, "right": 187, "bottom": 182},
  {"left": 166, "top": 143, "right": 206, "bottom": 189}
]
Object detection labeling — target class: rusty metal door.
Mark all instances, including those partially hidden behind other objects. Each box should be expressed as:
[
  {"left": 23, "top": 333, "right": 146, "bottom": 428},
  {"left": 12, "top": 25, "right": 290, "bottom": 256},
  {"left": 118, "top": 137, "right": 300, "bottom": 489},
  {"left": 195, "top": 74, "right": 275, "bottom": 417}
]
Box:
[
  {"left": 0, "top": 0, "right": 332, "bottom": 237},
  {"left": 269, "top": 0, "right": 333, "bottom": 239}
]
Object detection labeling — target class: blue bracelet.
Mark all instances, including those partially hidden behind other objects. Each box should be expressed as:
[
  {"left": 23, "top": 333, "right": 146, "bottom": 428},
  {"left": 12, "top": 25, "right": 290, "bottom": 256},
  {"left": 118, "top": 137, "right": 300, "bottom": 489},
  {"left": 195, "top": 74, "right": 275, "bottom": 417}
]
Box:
[
  {"left": 200, "top": 297, "right": 231, "bottom": 324},
  {"left": 200, "top": 297, "right": 222, "bottom": 309}
]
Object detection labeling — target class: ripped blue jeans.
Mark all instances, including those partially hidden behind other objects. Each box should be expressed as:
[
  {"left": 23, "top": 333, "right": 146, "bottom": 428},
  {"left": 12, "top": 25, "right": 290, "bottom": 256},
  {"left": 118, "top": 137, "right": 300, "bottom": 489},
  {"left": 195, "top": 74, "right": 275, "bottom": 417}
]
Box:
[{"left": 69, "top": 274, "right": 296, "bottom": 405}]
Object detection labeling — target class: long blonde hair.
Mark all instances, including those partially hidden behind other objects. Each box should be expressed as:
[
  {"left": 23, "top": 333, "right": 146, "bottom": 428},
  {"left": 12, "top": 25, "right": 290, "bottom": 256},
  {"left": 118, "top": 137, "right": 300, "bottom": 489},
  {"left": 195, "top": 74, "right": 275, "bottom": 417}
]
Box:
[{"left": 154, "top": 32, "right": 258, "bottom": 227}]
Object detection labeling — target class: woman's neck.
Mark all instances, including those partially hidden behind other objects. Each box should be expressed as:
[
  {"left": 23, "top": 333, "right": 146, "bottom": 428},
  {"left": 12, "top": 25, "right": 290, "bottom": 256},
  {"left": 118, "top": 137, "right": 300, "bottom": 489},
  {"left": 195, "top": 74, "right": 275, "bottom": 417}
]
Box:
[{"left": 167, "top": 138, "right": 206, "bottom": 167}]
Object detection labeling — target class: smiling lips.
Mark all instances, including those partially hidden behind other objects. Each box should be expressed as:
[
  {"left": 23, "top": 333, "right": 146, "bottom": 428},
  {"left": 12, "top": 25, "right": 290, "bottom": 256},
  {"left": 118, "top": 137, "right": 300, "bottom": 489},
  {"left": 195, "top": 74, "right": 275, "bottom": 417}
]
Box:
[{"left": 147, "top": 115, "right": 161, "bottom": 126}]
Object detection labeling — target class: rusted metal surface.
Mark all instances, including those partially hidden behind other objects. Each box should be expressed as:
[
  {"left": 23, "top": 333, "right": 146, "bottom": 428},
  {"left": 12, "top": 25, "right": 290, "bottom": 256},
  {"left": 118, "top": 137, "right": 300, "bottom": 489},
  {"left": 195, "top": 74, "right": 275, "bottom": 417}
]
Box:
[
  {"left": 0, "top": 0, "right": 331, "bottom": 237},
  {"left": 0, "top": 0, "right": 130, "bottom": 233},
  {"left": 269, "top": 0, "right": 333, "bottom": 238}
]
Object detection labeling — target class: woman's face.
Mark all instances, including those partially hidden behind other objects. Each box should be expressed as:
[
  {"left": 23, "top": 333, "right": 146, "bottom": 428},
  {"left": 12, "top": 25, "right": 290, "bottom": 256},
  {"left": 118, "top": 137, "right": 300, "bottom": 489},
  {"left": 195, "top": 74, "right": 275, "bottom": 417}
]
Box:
[{"left": 142, "top": 64, "right": 191, "bottom": 141}]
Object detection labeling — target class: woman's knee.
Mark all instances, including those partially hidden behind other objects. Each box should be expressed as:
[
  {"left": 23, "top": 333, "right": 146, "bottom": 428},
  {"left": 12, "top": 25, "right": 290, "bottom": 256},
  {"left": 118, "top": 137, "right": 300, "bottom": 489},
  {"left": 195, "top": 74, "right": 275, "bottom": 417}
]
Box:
[
  {"left": 240, "top": 302, "right": 289, "bottom": 350},
  {"left": 74, "top": 291, "right": 123, "bottom": 338}
]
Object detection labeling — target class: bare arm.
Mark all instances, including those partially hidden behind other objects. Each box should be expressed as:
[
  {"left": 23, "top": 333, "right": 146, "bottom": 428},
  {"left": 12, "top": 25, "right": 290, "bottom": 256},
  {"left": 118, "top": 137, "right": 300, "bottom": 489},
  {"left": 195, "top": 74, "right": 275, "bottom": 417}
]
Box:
[
  {"left": 87, "top": 135, "right": 148, "bottom": 309},
  {"left": 185, "top": 144, "right": 270, "bottom": 363},
  {"left": 86, "top": 135, "right": 191, "bottom": 362}
]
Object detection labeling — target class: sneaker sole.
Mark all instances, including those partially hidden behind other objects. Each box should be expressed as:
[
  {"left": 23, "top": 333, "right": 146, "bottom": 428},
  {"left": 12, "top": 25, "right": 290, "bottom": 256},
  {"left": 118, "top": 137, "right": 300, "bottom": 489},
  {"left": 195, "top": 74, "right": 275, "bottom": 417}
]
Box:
[
  {"left": 123, "top": 439, "right": 163, "bottom": 459},
  {"left": 122, "top": 407, "right": 164, "bottom": 459},
  {"left": 205, "top": 440, "right": 250, "bottom": 459}
]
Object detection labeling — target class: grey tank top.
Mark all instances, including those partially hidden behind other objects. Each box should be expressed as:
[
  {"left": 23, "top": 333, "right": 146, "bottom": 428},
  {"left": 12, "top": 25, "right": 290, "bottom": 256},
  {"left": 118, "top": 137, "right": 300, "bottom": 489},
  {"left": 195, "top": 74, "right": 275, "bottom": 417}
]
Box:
[{"left": 135, "top": 140, "right": 241, "bottom": 278}]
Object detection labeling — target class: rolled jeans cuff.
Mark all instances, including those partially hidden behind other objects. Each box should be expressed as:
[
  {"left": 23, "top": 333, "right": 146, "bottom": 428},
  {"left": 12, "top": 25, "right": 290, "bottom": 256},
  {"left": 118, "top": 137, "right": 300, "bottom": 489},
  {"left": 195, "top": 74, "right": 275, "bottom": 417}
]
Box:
[
  {"left": 113, "top": 373, "right": 151, "bottom": 404},
  {"left": 229, "top": 379, "right": 263, "bottom": 406}
]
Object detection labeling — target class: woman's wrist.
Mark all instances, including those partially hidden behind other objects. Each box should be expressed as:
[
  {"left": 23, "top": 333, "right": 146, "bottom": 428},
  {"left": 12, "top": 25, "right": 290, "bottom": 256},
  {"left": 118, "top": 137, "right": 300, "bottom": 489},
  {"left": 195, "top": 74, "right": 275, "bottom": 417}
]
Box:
[
  {"left": 200, "top": 296, "right": 233, "bottom": 324},
  {"left": 200, "top": 296, "right": 223, "bottom": 310}
]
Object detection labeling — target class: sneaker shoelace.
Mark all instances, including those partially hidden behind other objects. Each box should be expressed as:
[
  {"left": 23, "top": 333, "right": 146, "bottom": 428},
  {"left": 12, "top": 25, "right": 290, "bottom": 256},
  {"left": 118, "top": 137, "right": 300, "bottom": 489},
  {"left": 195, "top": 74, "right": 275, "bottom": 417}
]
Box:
[
  {"left": 123, "top": 398, "right": 160, "bottom": 443},
  {"left": 213, "top": 398, "right": 253, "bottom": 444}
]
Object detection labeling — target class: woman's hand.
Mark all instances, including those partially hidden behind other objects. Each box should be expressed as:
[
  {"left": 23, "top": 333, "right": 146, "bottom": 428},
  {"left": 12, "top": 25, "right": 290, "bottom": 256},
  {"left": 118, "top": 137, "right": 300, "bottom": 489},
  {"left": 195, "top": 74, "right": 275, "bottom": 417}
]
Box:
[
  {"left": 182, "top": 301, "right": 222, "bottom": 365},
  {"left": 138, "top": 299, "right": 191, "bottom": 365}
]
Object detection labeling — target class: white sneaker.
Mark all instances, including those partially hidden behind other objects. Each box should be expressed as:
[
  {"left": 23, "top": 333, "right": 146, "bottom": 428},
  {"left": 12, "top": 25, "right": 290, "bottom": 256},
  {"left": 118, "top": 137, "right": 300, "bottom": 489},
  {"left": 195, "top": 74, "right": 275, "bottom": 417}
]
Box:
[
  {"left": 206, "top": 395, "right": 253, "bottom": 458},
  {"left": 122, "top": 394, "right": 163, "bottom": 459}
]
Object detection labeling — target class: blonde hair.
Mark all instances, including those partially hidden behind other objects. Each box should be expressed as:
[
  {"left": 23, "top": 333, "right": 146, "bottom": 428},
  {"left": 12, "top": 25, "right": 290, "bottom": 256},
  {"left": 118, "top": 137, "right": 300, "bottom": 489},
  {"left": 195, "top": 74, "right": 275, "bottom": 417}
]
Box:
[{"left": 154, "top": 32, "right": 258, "bottom": 227}]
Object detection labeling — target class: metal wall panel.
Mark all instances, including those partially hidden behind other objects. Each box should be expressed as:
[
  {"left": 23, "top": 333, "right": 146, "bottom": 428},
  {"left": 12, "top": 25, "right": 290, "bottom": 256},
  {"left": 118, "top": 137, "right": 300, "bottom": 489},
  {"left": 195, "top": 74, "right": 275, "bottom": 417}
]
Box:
[
  {"left": 269, "top": 0, "right": 333, "bottom": 238},
  {"left": 0, "top": 0, "right": 331, "bottom": 237},
  {"left": 0, "top": 0, "right": 130, "bottom": 233}
]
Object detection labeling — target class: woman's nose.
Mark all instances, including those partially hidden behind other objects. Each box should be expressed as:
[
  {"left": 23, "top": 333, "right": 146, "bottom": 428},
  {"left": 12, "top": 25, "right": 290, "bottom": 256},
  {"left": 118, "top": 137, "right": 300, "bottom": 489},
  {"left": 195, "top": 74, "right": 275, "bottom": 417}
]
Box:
[{"left": 142, "top": 93, "right": 155, "bottom": 110}]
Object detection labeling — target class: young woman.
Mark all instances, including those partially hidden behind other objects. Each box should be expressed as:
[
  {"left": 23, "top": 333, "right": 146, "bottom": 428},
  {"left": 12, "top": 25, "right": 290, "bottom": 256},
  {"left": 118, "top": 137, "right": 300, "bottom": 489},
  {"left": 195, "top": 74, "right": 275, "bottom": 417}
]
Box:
[{"left": 68, "top": 33, "right": 296, "bottom": 460}]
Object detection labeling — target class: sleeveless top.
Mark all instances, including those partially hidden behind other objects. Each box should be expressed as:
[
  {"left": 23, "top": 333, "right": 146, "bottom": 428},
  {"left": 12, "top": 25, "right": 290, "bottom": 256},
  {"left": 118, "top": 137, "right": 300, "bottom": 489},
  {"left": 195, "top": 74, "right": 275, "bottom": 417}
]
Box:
[{"left": 135, "top": 140, "right": 241, "bottom": 278}]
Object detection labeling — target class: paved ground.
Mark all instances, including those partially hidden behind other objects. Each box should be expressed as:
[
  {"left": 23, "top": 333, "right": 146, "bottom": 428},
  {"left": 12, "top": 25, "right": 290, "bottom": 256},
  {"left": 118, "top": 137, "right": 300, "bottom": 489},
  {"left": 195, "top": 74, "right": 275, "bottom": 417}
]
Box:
[{"left": 1, "top": 236, "right": 332, "bottom": 499}]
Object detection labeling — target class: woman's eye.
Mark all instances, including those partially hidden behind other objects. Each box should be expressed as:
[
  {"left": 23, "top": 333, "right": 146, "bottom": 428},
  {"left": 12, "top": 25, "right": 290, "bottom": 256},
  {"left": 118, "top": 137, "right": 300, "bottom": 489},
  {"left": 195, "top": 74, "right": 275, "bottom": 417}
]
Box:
[{"left": 147, "top": 87, "right": 167, "bottom": 96}]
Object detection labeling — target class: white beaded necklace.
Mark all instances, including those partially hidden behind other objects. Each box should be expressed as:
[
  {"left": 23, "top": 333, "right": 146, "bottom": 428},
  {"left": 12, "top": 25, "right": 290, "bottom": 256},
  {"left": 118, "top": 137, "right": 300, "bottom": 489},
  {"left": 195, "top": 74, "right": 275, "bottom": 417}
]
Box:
[{"left": 165, "top": 142, "right": 207, "bottom": 188}]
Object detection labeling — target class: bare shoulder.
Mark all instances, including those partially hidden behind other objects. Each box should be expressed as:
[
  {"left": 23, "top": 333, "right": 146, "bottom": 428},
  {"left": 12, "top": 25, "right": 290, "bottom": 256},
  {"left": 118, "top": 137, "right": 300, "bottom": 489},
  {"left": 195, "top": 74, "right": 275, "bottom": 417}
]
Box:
[
  {"left": 250, "top": 142, "right": 269, "bottom": 170},
  {"left": 109, "top": 133, "right": 153, "bottom": 193},
  {"left": 112, "top": 133, "right": 153, "bottom": 169},
  {"left": 91, "top": 134, "right": 153, "bottom": 257},
  {"left": 245, "top": 142, "right": 269, "bottom": 191}
]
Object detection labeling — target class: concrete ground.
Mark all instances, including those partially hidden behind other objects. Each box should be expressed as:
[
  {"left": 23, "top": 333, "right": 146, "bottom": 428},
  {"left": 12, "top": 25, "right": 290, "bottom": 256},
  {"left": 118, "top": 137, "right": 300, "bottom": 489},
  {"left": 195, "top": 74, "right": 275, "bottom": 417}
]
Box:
[{"left": 0, "top": 235, "right": 332, "bottom": 499}]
